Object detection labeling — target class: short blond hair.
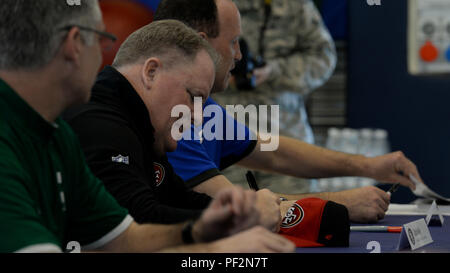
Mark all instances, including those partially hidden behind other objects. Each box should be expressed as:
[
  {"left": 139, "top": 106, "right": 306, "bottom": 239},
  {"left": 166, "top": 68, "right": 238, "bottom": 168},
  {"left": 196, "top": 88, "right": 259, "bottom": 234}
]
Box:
[{"left": 112, "top": 19, "right": 219, "bottom": 70}]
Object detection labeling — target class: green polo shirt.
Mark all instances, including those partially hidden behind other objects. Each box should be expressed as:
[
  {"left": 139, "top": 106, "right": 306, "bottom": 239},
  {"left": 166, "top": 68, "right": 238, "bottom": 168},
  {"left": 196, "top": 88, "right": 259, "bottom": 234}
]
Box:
[{"left": 0, "top": 79, "right": 132, "bottom": 253}]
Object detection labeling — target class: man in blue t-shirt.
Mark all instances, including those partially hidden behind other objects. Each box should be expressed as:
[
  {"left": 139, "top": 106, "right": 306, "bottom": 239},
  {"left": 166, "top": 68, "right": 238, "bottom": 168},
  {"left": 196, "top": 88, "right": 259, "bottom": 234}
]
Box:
[
  {"left": 158, "top": 0, "right": 426, "bottom": 223},
  {"left": 168, "top": 97, "right": 258, "bottom": 188},
  {"left": 155, "top": 0, "right": 421, "bottom": 222}
]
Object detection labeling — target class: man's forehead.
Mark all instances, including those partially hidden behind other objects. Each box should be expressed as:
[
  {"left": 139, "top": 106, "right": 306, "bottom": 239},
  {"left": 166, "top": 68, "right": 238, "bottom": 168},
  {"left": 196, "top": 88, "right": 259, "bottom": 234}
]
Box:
[
  {"left": 217, "top": 0, "right": 241, "bottom": 36},
  {"left": 171, "top": 53, "right": 213, "bottom": 79},
  {"left": 217, "top": 0, "right": 240, "bottom": 25}
]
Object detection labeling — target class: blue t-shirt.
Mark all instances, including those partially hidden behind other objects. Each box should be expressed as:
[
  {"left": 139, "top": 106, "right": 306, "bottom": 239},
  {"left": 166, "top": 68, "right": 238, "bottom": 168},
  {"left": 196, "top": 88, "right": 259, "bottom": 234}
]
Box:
[{"left": 167, "top": 98, "right": 257, "bottom": 188}]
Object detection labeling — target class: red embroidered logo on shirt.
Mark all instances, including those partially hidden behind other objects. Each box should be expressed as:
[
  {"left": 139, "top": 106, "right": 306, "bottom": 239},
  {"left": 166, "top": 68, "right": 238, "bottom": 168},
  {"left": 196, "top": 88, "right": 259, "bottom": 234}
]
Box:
[{"left": 153, "top": 162, "right": 165, "bottom": 187}]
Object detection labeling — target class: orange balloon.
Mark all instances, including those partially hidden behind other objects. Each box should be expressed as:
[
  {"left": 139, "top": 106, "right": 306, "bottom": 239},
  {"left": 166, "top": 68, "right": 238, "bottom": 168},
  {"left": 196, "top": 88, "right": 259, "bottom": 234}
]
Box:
[{"left": 99, "top": 0, "right": 154, "bottom": 70}]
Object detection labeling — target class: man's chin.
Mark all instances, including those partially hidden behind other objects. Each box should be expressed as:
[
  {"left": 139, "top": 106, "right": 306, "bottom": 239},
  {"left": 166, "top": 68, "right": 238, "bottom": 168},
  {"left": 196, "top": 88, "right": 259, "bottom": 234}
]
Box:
[{"left": 166, "top": 141, "right": 178, "bottom": 153}]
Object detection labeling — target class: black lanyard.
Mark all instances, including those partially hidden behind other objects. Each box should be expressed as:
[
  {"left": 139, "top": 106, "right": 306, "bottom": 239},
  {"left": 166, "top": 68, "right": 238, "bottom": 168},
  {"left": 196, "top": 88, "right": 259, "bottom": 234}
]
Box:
[{"left": 258, "top": 0, "right": 272, "bottom": 58}]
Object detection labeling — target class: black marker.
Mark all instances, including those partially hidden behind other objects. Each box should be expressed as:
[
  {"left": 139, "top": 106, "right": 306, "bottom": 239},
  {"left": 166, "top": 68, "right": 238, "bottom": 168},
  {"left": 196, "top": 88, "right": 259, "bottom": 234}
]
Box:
[
  {"left": 387, "top": 183, "right": 400, "bottom": 194},
  {"left": 245, "top": 171, "right": 287, "bottom": 201},
  {"left": 246, "top": 171, "right": 259, "bottom": 191}
]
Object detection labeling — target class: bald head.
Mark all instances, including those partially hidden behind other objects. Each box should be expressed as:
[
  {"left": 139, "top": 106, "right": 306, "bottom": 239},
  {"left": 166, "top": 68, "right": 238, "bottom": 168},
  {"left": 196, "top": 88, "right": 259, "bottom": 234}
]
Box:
[
  {"left": 155, "top": 0, "right": 220, "bottom": 38},
  {"left": 206, "top": 0, "right": 242, "bottom": 92},
  {"left": 154, "top": 0, "right": 242, "bottom": 93}
]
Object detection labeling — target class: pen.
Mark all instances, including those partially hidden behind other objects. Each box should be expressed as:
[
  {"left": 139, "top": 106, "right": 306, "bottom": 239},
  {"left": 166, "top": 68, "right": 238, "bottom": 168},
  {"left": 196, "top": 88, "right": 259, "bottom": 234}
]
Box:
[
  {"left": 245, "top": 171, "right": 288, "bottom": 201},
  {"left": 246, "top": 171, "right": 259, "bottom": 191},
  {"left": 350, "top": 225, "right": 402, "bottom": 233},
  {"left": 387, "top": 183, "right": 400, "bottom": 194}
]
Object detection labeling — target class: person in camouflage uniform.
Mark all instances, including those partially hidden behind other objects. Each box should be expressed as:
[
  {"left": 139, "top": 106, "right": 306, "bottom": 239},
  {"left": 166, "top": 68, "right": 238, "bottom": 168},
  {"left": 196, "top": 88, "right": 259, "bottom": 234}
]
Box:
[{"left": 212, "top": 0, "right": 337, "bottom": 193}]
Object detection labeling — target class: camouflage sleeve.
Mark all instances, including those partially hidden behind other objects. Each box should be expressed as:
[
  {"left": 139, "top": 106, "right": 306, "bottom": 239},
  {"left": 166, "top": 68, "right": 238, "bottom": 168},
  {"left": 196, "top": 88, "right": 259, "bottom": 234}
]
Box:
[{"left": 265, "top": 0, "right": 337, "bottom": 96}]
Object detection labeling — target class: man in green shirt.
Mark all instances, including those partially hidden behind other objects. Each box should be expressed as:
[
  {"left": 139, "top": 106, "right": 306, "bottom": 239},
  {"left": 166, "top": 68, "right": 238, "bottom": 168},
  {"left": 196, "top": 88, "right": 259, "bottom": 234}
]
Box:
[
  {"left": 0, "top": 0, "right": 294, "bottom": 253},
  {"left": 0, "top": 78, "right": 133, "bottom": 252}
]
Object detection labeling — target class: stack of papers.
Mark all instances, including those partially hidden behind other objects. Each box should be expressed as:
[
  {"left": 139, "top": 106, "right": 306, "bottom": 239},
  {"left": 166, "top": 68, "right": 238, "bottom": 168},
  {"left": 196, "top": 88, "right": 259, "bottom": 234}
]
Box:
[{"left": 387, "top": 204, "right": 450, "bottom": 216}]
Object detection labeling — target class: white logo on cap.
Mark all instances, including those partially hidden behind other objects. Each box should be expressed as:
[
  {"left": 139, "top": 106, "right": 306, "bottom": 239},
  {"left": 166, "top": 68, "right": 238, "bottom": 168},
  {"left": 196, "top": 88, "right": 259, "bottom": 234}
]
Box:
[{"left": 281, "top": 203, "right": 304, "bottom": 228}]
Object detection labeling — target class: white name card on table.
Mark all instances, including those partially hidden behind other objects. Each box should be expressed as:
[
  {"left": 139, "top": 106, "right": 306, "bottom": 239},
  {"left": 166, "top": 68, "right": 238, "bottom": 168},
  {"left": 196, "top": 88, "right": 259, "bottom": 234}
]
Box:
[
  {"left": 397, "top": 218, "right": 433, "bottom": 251},
  {"left": 425, "top": 200, "right": 445, "bottom": 226}
]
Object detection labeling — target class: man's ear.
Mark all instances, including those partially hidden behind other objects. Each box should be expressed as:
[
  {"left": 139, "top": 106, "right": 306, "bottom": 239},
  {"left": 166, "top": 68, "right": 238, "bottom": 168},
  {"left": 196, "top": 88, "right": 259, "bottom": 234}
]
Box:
[
  {"left": 198, "top": 31, "right": 208, "bottom": 40},
  {"left": 141, "top": 57, "right": 162, "bottom": 90},
  {"left": 61, "top": 27, "right": 83, "bottom": 68}
]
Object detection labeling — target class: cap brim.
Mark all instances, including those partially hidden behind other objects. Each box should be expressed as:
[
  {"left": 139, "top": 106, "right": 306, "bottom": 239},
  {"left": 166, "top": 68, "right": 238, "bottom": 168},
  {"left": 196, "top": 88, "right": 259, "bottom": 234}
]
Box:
[{"left": 281, "top": 234, "right": 324, "bottom": 248}]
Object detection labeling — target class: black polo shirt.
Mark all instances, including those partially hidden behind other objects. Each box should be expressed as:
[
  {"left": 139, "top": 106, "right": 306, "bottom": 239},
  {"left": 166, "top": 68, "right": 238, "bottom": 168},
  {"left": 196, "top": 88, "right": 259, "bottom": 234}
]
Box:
[{"left": 65, "top": 66, "right": 212, "bottom": 224}]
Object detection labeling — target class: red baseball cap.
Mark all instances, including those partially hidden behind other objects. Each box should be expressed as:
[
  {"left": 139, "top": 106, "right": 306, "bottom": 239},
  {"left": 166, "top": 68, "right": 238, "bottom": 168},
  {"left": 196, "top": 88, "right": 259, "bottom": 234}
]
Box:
[{"left": 278, "top": 197, "right": 350, "bottom": 247}]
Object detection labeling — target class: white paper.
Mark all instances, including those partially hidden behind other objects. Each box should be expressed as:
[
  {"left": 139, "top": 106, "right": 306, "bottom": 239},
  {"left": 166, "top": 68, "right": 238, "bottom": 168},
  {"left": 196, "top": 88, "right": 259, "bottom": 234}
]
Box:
[
  {"left": 409, "top": 174, "right": 450, "bottom": 203},
  {"left": 387, "top": 203, "right": 450, "bottom": 216},
  {"left": 397, "top": 218, "right": 433, "bottom": 251}
]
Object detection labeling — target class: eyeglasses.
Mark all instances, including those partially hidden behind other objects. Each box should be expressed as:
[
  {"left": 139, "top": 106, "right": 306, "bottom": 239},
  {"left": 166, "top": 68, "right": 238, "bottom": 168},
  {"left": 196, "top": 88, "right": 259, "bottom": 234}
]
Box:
[{"left": 59, "top": 25, "right": 117, "bottom": 52}]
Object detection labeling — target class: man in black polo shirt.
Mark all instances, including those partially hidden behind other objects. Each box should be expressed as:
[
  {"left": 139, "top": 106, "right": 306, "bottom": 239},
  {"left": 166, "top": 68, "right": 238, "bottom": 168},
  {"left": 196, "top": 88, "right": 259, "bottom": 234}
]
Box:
[
  {"left": 66, "top": 23, "right": 214, "bottom": 224},
  {"left": 66, "top": 17, "right": 282, "bottom": 230}
]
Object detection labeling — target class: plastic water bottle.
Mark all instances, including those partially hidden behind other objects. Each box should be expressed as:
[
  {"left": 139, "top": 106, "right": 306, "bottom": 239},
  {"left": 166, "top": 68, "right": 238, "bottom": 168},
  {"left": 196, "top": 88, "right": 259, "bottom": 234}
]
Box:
[
  {"left": 341, "top": 128, "right": 359, "bottom": 154},
  {"left": 321, "top": 127, "right": 392, "bottom": 191},
  {"left": 371, "top": 129, "right": 390, "bottom": 157},
  {"left": 360, "top": 129, "right": 390, "bottom": 187},
  {"left": 357, "top": 128, "right": 376, "bottom": 187},
  {"left": 325, "top": 127, "right": 342, "bottom": 151},
  {"left": 357, "top": 128, "right": 373, "bottom": 156},
  {"left": 340, "top": 129, "right": 359, "bottom": 190}
]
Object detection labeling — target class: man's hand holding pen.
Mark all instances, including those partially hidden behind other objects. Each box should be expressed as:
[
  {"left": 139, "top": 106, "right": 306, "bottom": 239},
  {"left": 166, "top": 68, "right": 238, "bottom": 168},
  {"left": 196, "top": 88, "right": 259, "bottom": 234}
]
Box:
[{"left": 246, "top": 171, "right": 283, "bottom": 232}]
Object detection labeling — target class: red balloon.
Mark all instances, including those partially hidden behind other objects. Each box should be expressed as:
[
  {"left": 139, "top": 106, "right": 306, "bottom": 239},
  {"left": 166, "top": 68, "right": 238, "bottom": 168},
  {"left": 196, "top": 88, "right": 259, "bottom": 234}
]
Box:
[{"left": 99, "top": 0, "right": 154, "bottom": 70}]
